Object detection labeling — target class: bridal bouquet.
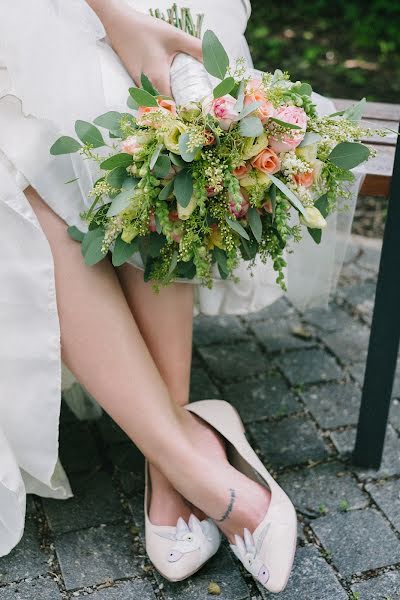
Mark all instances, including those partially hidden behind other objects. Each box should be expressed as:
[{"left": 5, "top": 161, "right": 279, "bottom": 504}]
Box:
[{"left": 50, "top": 15, "right": 385, "bottom": 289}]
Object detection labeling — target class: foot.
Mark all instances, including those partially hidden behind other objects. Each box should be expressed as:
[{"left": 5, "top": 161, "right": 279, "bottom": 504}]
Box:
[
  {"left": 148, "top": 463, "right": 193, "bottom": 525},
  {"left": 172, "top": 409, "right": 272, "bottom": 543}
]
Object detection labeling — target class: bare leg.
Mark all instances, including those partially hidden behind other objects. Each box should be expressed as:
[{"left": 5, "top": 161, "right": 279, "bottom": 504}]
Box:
[{"left": 26, "top": 186, "right": 269, "bottom": 541}]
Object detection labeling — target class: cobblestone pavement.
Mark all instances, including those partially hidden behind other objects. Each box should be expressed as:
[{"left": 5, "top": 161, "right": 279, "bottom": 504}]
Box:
[{"left": 1, "top": 235, "right": 400, "bottom": 600}]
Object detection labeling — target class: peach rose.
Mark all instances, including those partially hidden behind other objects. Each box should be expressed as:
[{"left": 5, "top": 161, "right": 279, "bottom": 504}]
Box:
[
  {"left": 233, "top": 163, "right": 252, "bottom": 179},
  {"left": 121, "top": 135, "right": 141, "bottom": 156},
  {"left": 202, "top": 94, "right": 238, "bottom": 130},
  {"left": 293, "top": 170, "right": 314, "bottom": 188},
  {"left": 251, "top": 147, "right": 281, "bottom": 175},
  {"left": 269, "top": 106, "right": 307, "bottom": 153},
  {"left": 244, "top": 80, "right": 276, "bottom": 123},
  {"left": 137, "top": 98, "right": 177, "bottom": 126}
]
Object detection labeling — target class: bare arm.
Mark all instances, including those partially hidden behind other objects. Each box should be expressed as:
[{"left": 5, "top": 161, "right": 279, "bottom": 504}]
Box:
[{"left": 85, "top": 0, "right": 202, "bottom": 95}]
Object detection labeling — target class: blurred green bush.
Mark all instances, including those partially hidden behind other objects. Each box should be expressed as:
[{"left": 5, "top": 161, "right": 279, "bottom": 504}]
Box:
[{"left": 246, "top": 0, "right": 400, "bottom": 102}]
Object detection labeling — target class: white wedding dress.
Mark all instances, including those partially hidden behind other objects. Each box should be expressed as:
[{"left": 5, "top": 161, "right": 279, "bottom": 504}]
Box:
[{"left": 0, "top": 0, "right": 363, "bottom": 556}]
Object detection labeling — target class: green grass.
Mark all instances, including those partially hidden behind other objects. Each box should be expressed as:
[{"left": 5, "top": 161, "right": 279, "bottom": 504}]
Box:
[{"left": 247, "top": 0, "right": 400, "bottom": 102}]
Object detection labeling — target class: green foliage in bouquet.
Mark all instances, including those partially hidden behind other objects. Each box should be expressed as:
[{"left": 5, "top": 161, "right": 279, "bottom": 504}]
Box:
[{"left": 50, "top": 16, "right": 387, "bottom": 291}]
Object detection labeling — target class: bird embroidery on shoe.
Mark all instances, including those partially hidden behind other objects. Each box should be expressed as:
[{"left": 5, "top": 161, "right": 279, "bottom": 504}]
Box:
[
  {"left": 156, "top": 514, "right": 217, "bottom": 563},
  {"left": 230, "top": 525, "right": 270, "bottom": 586}
]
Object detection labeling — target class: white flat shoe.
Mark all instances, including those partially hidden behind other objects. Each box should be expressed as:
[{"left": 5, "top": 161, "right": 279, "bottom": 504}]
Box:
[
  {"left": 185, "top": 400, "right": 297, "bottom": 593},
  {"left": 144, "top": 462, "right": 221, "bottom": 582}
]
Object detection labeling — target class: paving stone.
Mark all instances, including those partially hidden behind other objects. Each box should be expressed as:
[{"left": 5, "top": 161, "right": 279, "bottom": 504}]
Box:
[
  {"left": 59, "top": 423, "right": 100, "bottom": 474},
  {"left": 198, "top": 342, "right": 268, "bottom": 380},
  {"left": 320, "top": 321, "right": 370, "bottom": 363},
  {"left": 119, "top": 470, "right": 145, "bottom": 496},
  {"left": 249, "top": 317, "right": 315, "bottom": 354},
  {"left": 366, "top": 479, "right": 400, "bottom": 532},
  {"left": 0, "top": 520, "right": 48, "bottom": 584},
  {"left": 55, "top": 524, "right": 140, "bottom": 590},
  {"left": 97, "top": 415, "right": 129, "bottom": 445},
  {"left": 259, "top": 546, "right": 346, "bottom": 600},
  {"left": 278, "top": 462, "right": 368, "bottom": 517},
  {"left": 299, "top": 381, "right": 361, "bottom": 429},
  {"left": 190, "top": 366, "right": 220, "bottom": 401},
  {"left": 86, "top": 580, "right": 156, "bottom": 600},
  {"left": 343, "top": 241, "right": 361, "bottom": 264},
  {"left": 277, "top": 349, "right": 343, "bottom": 386},
  {"left": 193, "top": 315, "right": 249, "bottom": 346},
  {"left": 127, "top": 492, "right": 145, "bottom": 537},
  {"left": 243, "top": 297, "right": 294, "bottom": 322},
  {"left": 221, "top": 374, "right": 301, "bottom": 423},
  {"left": 108, "top": 443, "right": 144, "bottom": 473},
  {"left": 337, "top": 279, "right": 376, "bottom": 318},
  {"left": 43, "top": 471, "right": 123, "bottom": 535},
  {"left": 349, "top": 359, "right": 400, "bottom": 398},
  {"left": 391, "top": 398, "right": 400, "bottom": 431},
  {"left": 351, "top": 571, "right": 400, "bottom": 600},
  {"left": 311, "top": 508, "right": 400, "bottom": 576},
  {"left": 339, "top": 261, "right": 373, "bottom": 285},
  {"left": 249, "top": 416, "right": 328, "bottom": 469},
  {"left": 160, "top": 546, "right": 249, "bottom": 600},
  {"left": 331, "top": 425, "right": 400, "bottom": 480},
  {"left": 301, "top": 304, "right": 351, "bottom": 333},
  {"left": 356, "top": 244, "right": 382, "bottom": 273},
  {"left": 0, "top": 579, "right": 61, "bottom": 600}
]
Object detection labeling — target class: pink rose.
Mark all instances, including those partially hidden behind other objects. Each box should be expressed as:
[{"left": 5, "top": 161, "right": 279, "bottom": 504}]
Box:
[
  {"left": 251, "top": 147, "right": 281, "bottom": 175},
  {"left": 229, "top": 190, "right": 250, "bottom": 219},
  {"left": 244, "top": 79, "right": 276, "bottom": 123},
  {"left": 233, "top": 163, "right": 252, "bottom": 179},
  {"left": 121, "top": 135, "right": 141, "bottom": 156},
  {"left": 293, "top": 170, "right": 314, "bottom": 188},
  {"left": 203, "top": 94, "right": 238, "bottom": 130},
  {"left": 269, "top": 105, "right": 307, "bottom": 152}
]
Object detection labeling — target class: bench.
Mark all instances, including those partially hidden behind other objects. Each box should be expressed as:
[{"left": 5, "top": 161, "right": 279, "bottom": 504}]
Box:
[
  {"left": 332, "top": 99, "right": 400, "bottom": 469},
  {"left": 332, "top": 98, "right": 400, "bottom": 198}
]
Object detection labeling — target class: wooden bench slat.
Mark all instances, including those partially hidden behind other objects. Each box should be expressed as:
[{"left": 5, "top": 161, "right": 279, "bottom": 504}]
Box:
[{"left": 333, "top": 98, "right": 400, "bottom": 122}]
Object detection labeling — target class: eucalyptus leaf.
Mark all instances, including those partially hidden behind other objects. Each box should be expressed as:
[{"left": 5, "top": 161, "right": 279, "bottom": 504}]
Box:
[
  {"left": 269, "top": 117, "right": 302, "bottom": 130},
  {"left": 140, "top": 73, "right": 160, "bottom": 96},
  {"left": 112, "top": 235, "right": 139, "bottom": 266},
  {"left": 213, "top": 77, "right": 235, "bottom": 99},
  {"left": 127, "top": 94, "right": 139, "bottom": 110},
  {"left": 167, "top": 250, "right": 179, "bottom": 276},
  {"left": 67, "top": 225, "right": 85, "bottom": 242},
  {"left": 236, "top": 101, "right": 263, "bottom": 121},
  {"left": 343, "top": 98, "right": 366, "bottom": 122},
  {"left": 153, "top": 154, "right": 171, "bottom": 178},
  {"left": 174, "top": 169, "right": 193, "bottom": 208},
  {"left": 328, "top": 142, "right": 370, "bottom": 169},
  {"left": 75, "top": 120, "right": 105, "bottom": 148},
  {"left": 82, "top": 228, "right": 106, "bottom": 266},
  {"left": 299, "top": 132, "right": 321, "bottom": 147},
  {"left": 159, "top": 178, "right": 175, "bottom": 200},
  {"left": 94, "top": 111, "right": 123, "bottom": 131},
  {"left": 100, "top": 153, "right": 133, "bottom": 170},
  {"left": 307, "top": 227, "right": 322, "bottom": 244},
  {"left": 297, "top": 82, "right": 313, "bottom": 96},
  {"left": 225, "top": 216, "right": 250, "bottom": 240},
  {"left": 50, "top": 136, "right": 82, "bottom": 155},
  {"left": 107, "top": 178, "right": 138, "bottom": 217},
  {"left": 128, "top": 87, "right": 158, "bottom": 107},
  {"left": 239, "top": 116, "right": 264, "bottom": 137},
  {"left": 202, "top": 29, "right": 229, "bottom": 80},
  {"left": 234, "top": 81, "right": 245, "bottom": 113},
  {"left": 247, "top": 207, "right": 262, "bottom": 242},
  {"left": 314, "top": 193, "right": 330, "bottom": 218},
  {"left": 147, "top": 232, "right": 167, "bottom": 257},
  {"left": 107, "top": 166, "right": 128, "bottom": 190},
  {"left": 268, "top": 174, "right": 307, "bottom": 217},
  {"left": 169, "top": 152, "right": 186, "bottom": 167},
  {"left": 149, "top": 144, "right": 163, "bottom": 169},
  {"left": 213, "top": 247, "right": 228, "bottom": 273},
  {"left": 179, "top": 133, "right": 201, "bottom": 162}
]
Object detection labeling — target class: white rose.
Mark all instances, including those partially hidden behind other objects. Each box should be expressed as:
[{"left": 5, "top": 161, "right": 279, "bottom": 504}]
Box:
[{"left": 300, "top": 206, "right": 327, "bottom": 229}]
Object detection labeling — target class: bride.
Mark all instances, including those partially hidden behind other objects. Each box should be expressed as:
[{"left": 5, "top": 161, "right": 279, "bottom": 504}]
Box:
[{"left": 0, "top": 0, "right": 362, "bottom": 592}]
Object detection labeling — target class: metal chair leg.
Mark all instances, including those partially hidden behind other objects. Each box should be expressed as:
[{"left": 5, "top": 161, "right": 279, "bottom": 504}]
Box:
[{"left": 353, "top": 128, "right": 400, "bottom": 469}]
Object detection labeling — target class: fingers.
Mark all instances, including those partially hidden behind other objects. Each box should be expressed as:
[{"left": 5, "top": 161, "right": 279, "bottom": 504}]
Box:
[
  {"left": 176, "top": 31, "right": 203, "bottom": 63},
  {"left": 151, "top": 70, "right": 172, "bottom": 97}
]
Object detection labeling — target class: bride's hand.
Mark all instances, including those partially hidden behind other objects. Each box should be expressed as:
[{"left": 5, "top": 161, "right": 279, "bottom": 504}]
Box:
[{"left": 86, "top": 0, "right": 203, "bottom": 96}]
